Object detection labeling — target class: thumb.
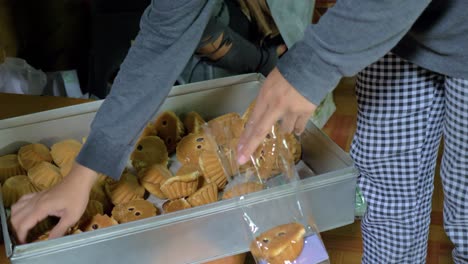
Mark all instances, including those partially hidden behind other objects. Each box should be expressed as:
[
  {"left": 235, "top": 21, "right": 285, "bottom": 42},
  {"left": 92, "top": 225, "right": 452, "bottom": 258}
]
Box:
[{"left": 48, "top": 215, "right": 74, "bottom": 239}]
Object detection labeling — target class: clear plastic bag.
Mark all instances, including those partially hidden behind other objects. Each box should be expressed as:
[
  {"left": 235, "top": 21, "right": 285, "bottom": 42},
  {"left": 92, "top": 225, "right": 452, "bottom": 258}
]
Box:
[
  {"left": 201, "top": 104, "right": 330, "bottom": 264},
  {"left": 0, "top": 57, "right": 46, "bottom": 95}
]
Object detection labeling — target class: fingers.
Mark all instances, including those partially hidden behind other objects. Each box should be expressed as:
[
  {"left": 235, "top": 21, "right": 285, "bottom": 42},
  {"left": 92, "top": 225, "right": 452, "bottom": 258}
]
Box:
[
  {"left": 294, "top": 114, "right": 310, "bottom": 135},
  {"left": 238, "top": 104, "right": 281, "bottom": 165},
  {"left": 280, "top": 113, "right": 297, "bottom": 134},
  {"left": 237, "top": 91, "right": 269, "bottom": 150},
  {"left": 49, "top": 216, "right": 73, "bottom": 239},
  {"left": 12, "top": 203, "right": 48, "bottom": 244},
  {"left": 11, "top": 193, "right": 35, "bottom": 218}
]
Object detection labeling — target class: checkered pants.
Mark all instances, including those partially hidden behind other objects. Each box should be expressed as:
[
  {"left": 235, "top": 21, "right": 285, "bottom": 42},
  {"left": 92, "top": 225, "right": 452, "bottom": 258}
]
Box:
[{"left": 350, "top": 53, "right": 468, "bottom": 263}]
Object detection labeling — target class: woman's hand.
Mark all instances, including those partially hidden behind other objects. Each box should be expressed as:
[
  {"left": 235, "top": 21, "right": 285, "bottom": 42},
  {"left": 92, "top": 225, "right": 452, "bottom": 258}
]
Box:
[
  {"left": 11, "top": 163, "right": 98, "bottom": 243},
  {"left": 237, "top": 67, "right": 317, "bottom": 165}
]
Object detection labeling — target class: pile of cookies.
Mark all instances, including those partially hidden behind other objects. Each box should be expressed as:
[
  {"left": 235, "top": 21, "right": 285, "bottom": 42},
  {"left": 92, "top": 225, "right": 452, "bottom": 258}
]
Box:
[{"left": 0, "top": 102, "right": 302, "bottom": 244}]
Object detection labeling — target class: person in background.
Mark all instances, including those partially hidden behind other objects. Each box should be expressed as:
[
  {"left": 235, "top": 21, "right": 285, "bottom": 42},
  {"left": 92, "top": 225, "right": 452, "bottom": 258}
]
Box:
[{"left": 11, "top": 0, "right": 467, "bottom": 263}]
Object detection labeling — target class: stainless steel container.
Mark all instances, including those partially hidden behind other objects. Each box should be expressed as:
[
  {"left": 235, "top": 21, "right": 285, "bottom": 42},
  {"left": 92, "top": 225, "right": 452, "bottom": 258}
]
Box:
[{"left": 0, "top": 74, "right": 357, "bottom": 264}]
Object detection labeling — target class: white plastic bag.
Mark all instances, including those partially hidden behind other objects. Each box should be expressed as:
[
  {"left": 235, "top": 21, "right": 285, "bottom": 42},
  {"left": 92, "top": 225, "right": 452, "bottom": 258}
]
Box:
[
  {"left": 0, "top": 57, "right": 47, "bottom": 95},
  {"left": 202, "top": 102, "right": 330, "bottom": 264}
]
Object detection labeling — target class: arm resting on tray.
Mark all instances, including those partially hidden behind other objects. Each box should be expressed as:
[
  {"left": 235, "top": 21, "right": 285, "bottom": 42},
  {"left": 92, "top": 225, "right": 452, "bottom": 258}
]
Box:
[{"left": 76, "top": 0, "right": 215, "bottom": 179}]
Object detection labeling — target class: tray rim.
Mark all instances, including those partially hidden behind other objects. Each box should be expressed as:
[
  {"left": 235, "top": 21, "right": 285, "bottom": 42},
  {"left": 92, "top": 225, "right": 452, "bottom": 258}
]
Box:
[{"left": 7, "top": 166, "right": 356, "bottom": 260}]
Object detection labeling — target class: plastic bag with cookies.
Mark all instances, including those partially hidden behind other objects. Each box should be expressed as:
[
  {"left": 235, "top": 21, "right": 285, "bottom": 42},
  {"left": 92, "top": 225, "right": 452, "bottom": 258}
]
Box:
[{"left": 200, "top": 103, "right": 330, "bottom": 264}]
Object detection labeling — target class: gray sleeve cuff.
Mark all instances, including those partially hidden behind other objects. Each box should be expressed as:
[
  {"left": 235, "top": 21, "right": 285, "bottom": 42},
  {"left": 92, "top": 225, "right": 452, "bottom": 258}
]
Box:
[
  {"left": 277, "top": 40, "right": 342, "bottom": 106},
  {"left": 76, "top": 130, "right": 134, "bottom": 180}
]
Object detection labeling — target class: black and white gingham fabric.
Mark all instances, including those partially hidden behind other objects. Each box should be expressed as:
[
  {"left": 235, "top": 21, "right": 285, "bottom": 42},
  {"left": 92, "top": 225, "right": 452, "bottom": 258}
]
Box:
[{"left": 350, "top": 53, "right": 467, "bottom": 263}]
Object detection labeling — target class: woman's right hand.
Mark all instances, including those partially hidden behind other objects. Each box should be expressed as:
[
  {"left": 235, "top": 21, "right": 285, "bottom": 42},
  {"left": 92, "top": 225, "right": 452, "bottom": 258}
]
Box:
[{"left": 11, "top": 163, "right": 98, "bottom": 244}]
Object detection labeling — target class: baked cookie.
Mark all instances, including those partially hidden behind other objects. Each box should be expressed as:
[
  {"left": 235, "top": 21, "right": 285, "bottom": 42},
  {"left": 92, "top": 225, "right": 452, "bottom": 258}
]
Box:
[
  {"left": 176, "top": 164, "right": 205, "bottom": 188},
  {"left": 250, "top": 222, "right": 306, "bottom": 264},
  {"left": 222, "top": 182, "right": 264, "bottom": 200},
  {"left": 89, "top": 183, "right": 113, "bottom": 214},
  {"left": 187, "top": 182, "right": 218, "bottom": 207},
  {"left": 176, "top": 132, "right": 217, "bottom": 165},
  {"left": 160, "top": 171, "right": 199, "bottom": 200},
  {"left": 50, "top": 139, "right": 82, "bottom": 168},
  {"left": 105, "top": 172, "right": 145, "bottom": 205},
  {"left": 285, "top": 133, "right": 302, "bottom": 163},
  {"left": 17, "top": 143, "right": 53, "bottom": 170},
  {"left": 183, "top": 111, "right": 206, "bottom": 134},
  {"left": 162, "top": 198, "right": 192, "bottom": 213},
  {"left": 0, "top": 154, "right": 26, "bottom": 184},
  {"left": 138, "top": 164, "right": 171, "bottom": 199},
  {"left": 2, "top": 175, "right": 38, "bottom": 207},
  {"left": 250, "top": 127, "right": 284, "bottom": 180},
  {"left": 207, "top": 113, "right": 244, "bottom": 146},
  {"left": 27, "top": 162, "right": 63, "bottom": 190},
  {"left": 153, "top": 111, "right": 184, "bottom": 154},
  {"left": 198, "top": 151, "right": 228, "bottom": 190},
  {"left": 111, "top": 199, "right": 157, "bottom": 224},
  {"left": 131, "top": 136, "right": 169, "bottom": 172},
  {"left": 77, "top": 200, "right": 104, "bottom": 229},
  {"left": 83, "top": 214, "right": 118, "bottom": 232}
]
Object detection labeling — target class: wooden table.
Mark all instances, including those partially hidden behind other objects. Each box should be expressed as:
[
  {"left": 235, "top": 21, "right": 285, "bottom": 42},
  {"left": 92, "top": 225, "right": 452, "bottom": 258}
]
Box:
[{"left": 0, "top": 93, "right": 91, "bottom": 120}]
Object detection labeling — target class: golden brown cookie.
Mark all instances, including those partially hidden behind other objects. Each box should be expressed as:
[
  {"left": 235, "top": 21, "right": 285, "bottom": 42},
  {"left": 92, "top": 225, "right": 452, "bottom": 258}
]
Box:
[
  {"left": 50, "top": 139, "right": 82, "bottom": 168},
  {"left": 89, "top": 183, "right": 113, "bottom": 214},
  {"left": 250, "top": 127, "right": 285, "bottom": 180},
  {"left": 160, "top": 172, "right": 199, "bottom": 200},
  {"left": 2, "top": 175, "right": 38, "bottom": 207},
  {"left": 198, "top": 151, "right": 228, "bottom": 190},
  {"left": 131, "top": 136, "right": 169, "bottom": 172},
  {"left": 17, "top": 143, "right": 53, "bottom": 170},
  {"left": 187, "top": 182, "right": 218, "bottom": 207},
  {"left": 105, "top": 172, "right": 145, "bottom": 205},
  {"left": 285, "top": 133, "right": 302, "bottom": 163},
  {"left": 219, "top": 138, "right": 254, "bottom": 176},
  {"left": 77, "top": 200, "right": 104, "bottom": 229},
  {"left": 183, "top": 111, "right": 206, "bottom": 134},
  {"left": 111, "top": 199, "right": 157, "bottom": 224},
  {"left": 176, "top": 164, "right": 206, "bottom": 188},
  {"left": 59, "top": 161, "right": 75, "bottom": 177},
  {"left": 0, "top": 154, "right": 26, "bottom": 184},
  {"left": 175, "top": 163, "right": 201, "bottom": 177},
  {"left": 134, "top": 122, "right": 157, "bottom": 145},
  {"left": 162, "top": 198, "right": 192, "bottom": 213},
  {"left": 83, "top": 214, "right": 118, "bottom": 232},
  {"left": 27, "top": 162, "right": 63, "bottom": 190},
  {"left": 250, "top": 223, "right": 306, "bottom": 264},
  {"left": 222, "top": 182, "right": 264, "bottom": 200},
  {"left": 176, "top": 132, "right": 217, "bottom": 165},
  {"left": 207, "top": 113, "right": 244, "bottom": 146},
  {"left": 153, "top": 111, "right": 185, "bottom": 154},
  {"left": 138, "top": 164, "right": 171, "bottom": 199}
]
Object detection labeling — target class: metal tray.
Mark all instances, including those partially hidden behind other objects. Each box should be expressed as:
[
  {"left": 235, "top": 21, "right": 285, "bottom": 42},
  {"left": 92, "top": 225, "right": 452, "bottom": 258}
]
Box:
[{"left": 0, "top": 74, "right": 357, "bottom": 264}]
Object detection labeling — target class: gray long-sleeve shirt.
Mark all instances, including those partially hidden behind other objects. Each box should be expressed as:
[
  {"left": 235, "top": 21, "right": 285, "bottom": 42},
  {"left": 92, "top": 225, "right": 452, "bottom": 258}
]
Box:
[{"left": 76, "top": 0, "right": 468, "bottom": 179}]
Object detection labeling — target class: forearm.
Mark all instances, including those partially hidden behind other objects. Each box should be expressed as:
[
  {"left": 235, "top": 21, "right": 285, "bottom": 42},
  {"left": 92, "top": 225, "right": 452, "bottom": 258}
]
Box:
[
  {"left": 76, "top": 0, "right": 215, "bottom": 179},
  {"left": 277, "top": 0, "right": 431, "bottom": 105}
]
